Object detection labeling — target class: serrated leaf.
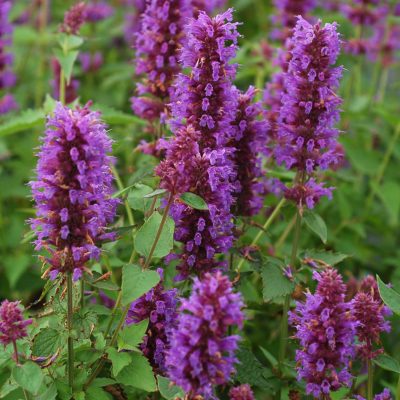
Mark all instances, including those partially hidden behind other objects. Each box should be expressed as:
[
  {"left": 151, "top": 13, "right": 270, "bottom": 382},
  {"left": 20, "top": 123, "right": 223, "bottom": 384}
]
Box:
[
  {"left": 118, "top": 319, "right": 148, "bottom": 351},
  {"left": 373, "top": 353, "right": 400, "bottom": 374},
  {"left": 261, "top": 258, "right": 294, "bottom": 301},
  {"left": 303, "top": 211, "right": 328, "bottom": 244},
  {"left": 127, "top": 184, "right": 157, "bottom": 213},
  {"left": 157, "top": 376, "right": 184, "bottom": 400},
  {"left": 0, "top": 109, "right": 45, "bottom": 137},
  {"left": 134, "top": 212, "right": 175, "bottom": 259},
  {"left": 32, "top": 328, "right": 63, "bottom": 357},
  {"left": 12, "top": 362, "right": 44, "bottom": 394},
  {"left": 179, "top": 192, "right": 209, "bottom": 210},
  {"left": 377, "top": 275, "right": 400, "bottom": 316},
  {"left": 107, "top": 348, "right": 132, "bottom": 377},
  {"left": 115, "top": 353, "right": 156, "bottom": 392},
  {"left": 299, "top": 250, "right": 349, "bottom": 267},
  {"left": 121, "top": 264, "right": 160, "bottom": 306}
]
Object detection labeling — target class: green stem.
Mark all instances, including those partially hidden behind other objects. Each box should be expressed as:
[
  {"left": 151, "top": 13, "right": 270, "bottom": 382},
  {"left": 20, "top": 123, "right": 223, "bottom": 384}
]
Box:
[
  {"left": 59, "top": 69, "right": 66, "bottom": 105},
  {"left": 367, "top": 360, "right": 373, "bottom": 400},
  {"left": 376, "top": 67, "right": 389, "bottom": 103},
  {"left": 81, "top": 280, "right": 84, "bottom": 309},
  {"left": 111, "top": 165, "right": 134, "bottom": 227},
  {"left": 67, "top": 273, "right": 74, "bottom": 389},
  {"left": 236, "top": 198, "right": 286, "bottom": 272},
  {"left": 103, "top": 291, "right": 122, "bottom": 340},
  {"left": 396, "top": 373, "right": 400, "bottom": 400},
  {"left": 12, "top": 341, "right": 19, "bottom": 365}
]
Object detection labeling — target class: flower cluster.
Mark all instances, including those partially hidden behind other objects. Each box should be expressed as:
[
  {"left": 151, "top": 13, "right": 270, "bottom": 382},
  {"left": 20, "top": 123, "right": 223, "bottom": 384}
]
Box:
[
  {"left": 277, "top": 16, "right": 343, "bottom": 209},
  {"left": 355, "top": 388, "right": 393, "bottom": 400},
  {"left": 131, "top": 0, "right": 191, "bottom": 124},
  {"left": 30, "top": 103, "right": 118, "bottom": 281},
  {"left": 126, "top": 269, "right": 178, "bottom": 373},
  {"left": 289, "top": 268, "right": 357, "bottom": 398},
  {"left": 233, "top": 86, "right": 268, "bottom": 216},
  {"left": 60, "top": 2, "right": 87, "bottom": 35},
  {"left": 85, "top": 1, "right": 114, "bottom": 22},
  {"left": 79, "top": 52, "right": 103, "bottom": 73},
  {"left": 229, "top": 384, "right": 255, "bottom": 400},
  {"left": 158, "top": 9, "right": 239, "bottom": 279},
  {"left": 0, "top": 1, "right": 17, "bottom": 114},
  {"left": 0, "top": 300, "right": 32, "bottom": 347},
  {"left": 166, "top": 271, "right": 244, "bottom": 399}
]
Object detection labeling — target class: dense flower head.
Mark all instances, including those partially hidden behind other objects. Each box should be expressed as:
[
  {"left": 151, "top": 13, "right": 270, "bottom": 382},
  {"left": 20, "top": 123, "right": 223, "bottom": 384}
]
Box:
[
  {"left": 277, "top": 16, "right": 343, "bottom": 209},
  {"left": 0, "top": 300, "right": 32, "bottom": 346},
  {"left": 60, "top": 2, "right": 87, "bottom": 35},
  {"left": 85, "top": 1, "right": 114, "bottom": 22},
  {"left": 289, "top": 268, "right": 357, "bottom": 398},
  {"left": 229, "top": 384, "right": 255, "bottom": 400},
  {"left": 355, "top": 388, "right": 393, "bottom": 400},
  {"left": 166, "top": 271, "right": 245, "bottom": 399},
  {"left": 131, "top": 0, "right": 192, "bottom": 123},
  {"left": 232, "top": 86, "right": 268, "bottom": 216},
  {"left": 126, "top": 268, "right": 178, "bottom": 373},
  {"left": 29, "top": 102, "right": 118, "bottom": 281},
  {"left": 159, "top": 9, "right": 240, "bottom": 279}
]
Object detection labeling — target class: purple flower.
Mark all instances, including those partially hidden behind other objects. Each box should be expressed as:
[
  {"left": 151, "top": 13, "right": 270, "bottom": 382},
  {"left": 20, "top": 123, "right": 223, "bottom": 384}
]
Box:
[
  {"left": 166, "top": 271, "right": 244, "bottom": 399},
  {"left": 0, "top": 93, "right": 17, "bottom": 114},
  {"left": 158, "top": 9, "right": 239, "bottom": 279},
  {"left": 29, "top": 102, "right": 119, "bottom": 280},
  {"left": 232, "top": 86, "right": 268, "bottom": 216},
  {"left": 60, "top": 2, "right": 87, "bottom": 35},
  {"left": 277, "top": 16, "right": 343, "bottom": 209},
  {"left": 79, "top": 52, "right": 103, "bottom": 73},
  {"left": 85, "top": 1, "right": 113, "bottom": 22},
  {"left": 0, "top": 300, "right": 32, "bottom": 347},
  {"left": 123, "top": 0, "right": 147, "bottom": 45},
  {"left": 289, "top": 268, "right": 357, "bottom": 398},
  {"left": 131, "top": 0, "right": 192, "bottom": 123},
  {"left": 229, "top": 384, "right": 255, "bottom": 400},
  {"left": 126, "top": 269, "right": 178, "bottom": 373},
  {"left": 355, "top": 388, "right": 393, "bottom": 400}
]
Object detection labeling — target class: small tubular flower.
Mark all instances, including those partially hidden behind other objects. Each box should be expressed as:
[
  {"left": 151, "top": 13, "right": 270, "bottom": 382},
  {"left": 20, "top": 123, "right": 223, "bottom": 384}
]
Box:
[
  {"left": 289, "top": 268, "right": 356, "bottom": 398},
  {"left": 29, "top": 103, "right": 118, "bottom": 281},
  {"left": 166, "top": 271, "right": 244, "bottom": 399},
  {"left": 229, "top": 384, "right": 255, "bottom": 400}
]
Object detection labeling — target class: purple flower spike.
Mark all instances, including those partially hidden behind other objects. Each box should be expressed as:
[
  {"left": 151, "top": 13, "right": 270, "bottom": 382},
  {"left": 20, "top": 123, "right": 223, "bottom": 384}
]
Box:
[
  {"left": 158, "top": 9, "right": 240, "bottom": 279},
  {"left": 232, "top": 86, "right": 268, "bottom": 217},
  {"left": 166, "top": 271, "right": 244, "bottom": 399},
  {"left": 85, "top": 1, "right": 114, "bottom": 22},
  {"left": 126, "top": 268, "right": 178, "bottom": 373},
  {"left": 355, "top": 388, "right": 393, "bottom": 400},
  {"left": 29, "top": 102, "right": 119, "bottom": 280},
  {"left": 277, "top": 16, "right": 343, "bottom": 209},
  {"left": 229, "top": 384, "right": 255, "bottom": 400},
  {"left": 0, "top": 300, "right": 32, "bottom": 347},
  {"left": 131, "top": 0, "right": 192, "bottom": 123},
  {"left": 60, "top": 2, "right": 87, "bottom": 35},
  {"left": 289, "top": 268, "right": 357, "bottom": 398}
]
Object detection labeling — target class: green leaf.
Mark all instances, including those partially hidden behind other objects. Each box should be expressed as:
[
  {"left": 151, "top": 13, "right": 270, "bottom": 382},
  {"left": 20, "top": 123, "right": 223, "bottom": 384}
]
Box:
[
  {"left": 94, "top": 104, "right": 146, "bottom": 126},
  {"left": 86, "top": 387, "right": 113, "bottom": 400},
  {"left": 115, "top": 353, "right": 157, "bottom": 392},
  {"left": 377, "top": 275, "right": 400, "bottom": 316},
  {"left": 157, "top": 376, "right": 184, "bottom": 400},
  {"left": 179, "top": 192, "right": 209, "bottom": 210},
  {"left": 12, "top": 362, "right": 44, "bottom": 394},
  {"left": 299, "top": 250, "right": 349, "bottom": 267},
  {"left": 374, "top": 181, "right": 400, "bottom": 225},
  {"left": 373, "top": 354, "right": 400, "bottom": 374},
  {"left": 121, "top": 264, "right": 160, "bottom": 306},
  {"left": 303, "top": 211, "right": 328, "bottom": 244},
  {"left": 37, "top": 384, "right": 57, "bottom": 400},
  {"left": 259, "top": 347, "right": 278, "bottom": 368},
  {"left": 134, "top": 212, "right": 175, "bottom": 259},
  {"left": 32, "top": 328, "right": 63, "bottom": 357},
  {"left": 107, "top": 348, "right": 132, "bottom": 377},
  {"left": 85, "top": 272, "right": 119, "bottom": 291},
  {"left": 0, "top": 109, "right": 45, "bottom": 137},
  {"left": 343, "top": 141, "right": 380, "bottom": 175},
  {"left": 127, "top": 184, "right": 158, "bottom": 213},
  {"left": 261, "top": 258, "right": 294, "bottom": 301},
  {"left": 91, "top": 378, "right": 116, "bottom": 388},
  {"left": 118, "top": 319, "right": 148, "bottom": 351},
  {"left": 143, "top": 188, "right": 167, "bottom": 198},
  {"left": 58, "top": 33, "right": 84, "bottom": 50},
  {"left": 54, "top": 49, "right": 79, "bottom": 84}
]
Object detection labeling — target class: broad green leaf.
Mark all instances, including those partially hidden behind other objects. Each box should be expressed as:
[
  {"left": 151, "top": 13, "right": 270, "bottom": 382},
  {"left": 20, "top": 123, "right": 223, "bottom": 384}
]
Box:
[
  {"left": 86, "top": 387, "right": 113, "bottom": 400},
  {"left": 299, "top": 250, "right": 349, "bottom": 267},
  {"left": 377, "top": 275, "right": 400, "bottom": 316},
  {"left": 127, "top": 184, "right": 157, "bottom": 213},
  {"left": 32, "top": 328, "right": 63, "bottom": 357},
  {"left": 85, "top": 272, "right": 119, "bottom": 291},
  {"left": 374, "top": 181, "right": 400, "bottom": 225},
  {"left": 373, "top": 353, "right": 400, "bottom": 374},
  {"left": 157, "top": 376, "right": 184, "bottom": 400},
  {"left": 37, "top": 384, "right": 57, "bottom": 400},
  {"left": 54, "top": 49, "right": 79, "bottom": 84},
  {"left": 303, "top": 211, "right": 328, "bottom": 244},
  {"left": 0, "top": 109, "right": 45, "bottom": 137},
  {"left": 58, "top": 34, "right": 84, "bottom": 50},
  {"left": 118, "top": 319, "right": 148, "bottom": 351},
  {"left": 91, "top": 378, "right": 116, "bottom": 388},
  {"left": 180, "top": 192, "right": 209, "bottom": 210},
  {"left": 12, "top": 362, "right": 44, "bottom": 394},
  {"left": 121, "top": 264, "right": 160, "bottom": 306},
  {"left": 134, "top": 212, "right": 175, "bottom": 259},
  {"left": 107, "top": 348, "right": 132, "bottom": 377},
  {"left": 261, "top": 258, "right": 294, "bottom": 301},
  {"left": 115, "top": 353, "right": 157, "bottom": 392}
]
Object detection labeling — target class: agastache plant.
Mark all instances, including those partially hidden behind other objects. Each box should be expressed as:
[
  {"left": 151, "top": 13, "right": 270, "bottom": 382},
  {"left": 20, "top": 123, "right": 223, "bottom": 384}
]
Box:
[
  {"left": 157, "top": 9, "right": 239, "bottom": 279},
  {"left": 166, "top": 271, "right": 244, "bottom": 399}
]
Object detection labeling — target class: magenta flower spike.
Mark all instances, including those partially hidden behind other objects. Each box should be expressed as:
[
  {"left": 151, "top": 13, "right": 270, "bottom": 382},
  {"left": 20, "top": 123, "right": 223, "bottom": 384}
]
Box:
[{"left": 229, "top": 384, "right": 255, "bottom": 400}]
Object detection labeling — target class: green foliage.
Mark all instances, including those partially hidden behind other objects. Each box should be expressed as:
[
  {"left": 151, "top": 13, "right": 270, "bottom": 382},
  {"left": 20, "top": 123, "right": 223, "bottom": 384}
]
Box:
[
  {"left": 118, "top": 319, "right": 148, "bottom": 351},
  {"left": 377, "top": 275, "right": 400, "bottom": 316},
  {"left": 303, "top": 211, "right": 328, "bottom": 244},
  {"left": 32, "top": 328, "right": 64, "bottom": 357},
  {"left": 179, "top": 192, "right": 209, "bottom": 210},
  {"left": 157, "top": 376, "right": 184, "bottom": 400},
  {"left": 12, "top": 362, "right": 44, "bottom": 395}
]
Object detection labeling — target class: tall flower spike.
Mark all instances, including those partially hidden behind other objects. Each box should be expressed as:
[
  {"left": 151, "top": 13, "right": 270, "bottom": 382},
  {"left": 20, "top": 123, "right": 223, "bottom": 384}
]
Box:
[
  {"left": 60, "top": 2, "right": 87, "bottom": 35},
  {"left": 166, "top": 271, "right": 244, "bottom": 399},
  {"left": 232, "top": 86, "right": 268, "bottom": 216},
  {"left": 277, "top": 16, "right": 343, "bottom": 209},
  {"left": 126, "top": 269, "right": 178, "bottom": 373},
  {"left": 29, "top": 102, "right": 119, "bottom": 281},
  {"left": 229, "top": 384, "right": 255, "bottom": 400},
  {"left": 289, "top": 268, "right": 357, "bottom": 398},
  {"left": 157, "top": 9, "right": 239, "bottom": 279},
  {"left": 131, "top": 0, "right": 191, "bottom": 124},
  {"left": 0, "top": 300, "right": 32, "bottom": 347},
  {"left": 0, "top": 1, "right": 18, "bottom": 114}
]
